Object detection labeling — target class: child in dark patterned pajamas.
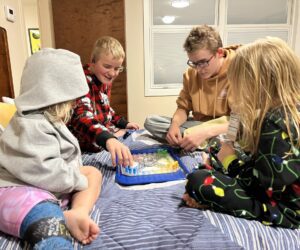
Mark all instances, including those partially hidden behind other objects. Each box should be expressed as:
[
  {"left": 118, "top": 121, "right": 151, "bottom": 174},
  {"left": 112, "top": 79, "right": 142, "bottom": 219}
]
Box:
[{"left": 183, "top": 37, "right": 300, "bottom": 229}]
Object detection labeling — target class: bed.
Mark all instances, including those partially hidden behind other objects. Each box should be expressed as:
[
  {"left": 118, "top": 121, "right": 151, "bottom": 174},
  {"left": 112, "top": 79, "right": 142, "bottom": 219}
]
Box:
[{"left": 0, "top": 130, "right": 299, "bottom": 250}]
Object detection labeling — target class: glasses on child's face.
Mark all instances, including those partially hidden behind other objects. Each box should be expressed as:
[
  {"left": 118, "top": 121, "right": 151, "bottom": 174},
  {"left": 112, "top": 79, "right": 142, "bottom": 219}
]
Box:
[
  {"left": 187, "top": 55, "right": 215, "bottom": 69},
  {"left": 103, "top": 64, "right": 125, "bottom": 73}
]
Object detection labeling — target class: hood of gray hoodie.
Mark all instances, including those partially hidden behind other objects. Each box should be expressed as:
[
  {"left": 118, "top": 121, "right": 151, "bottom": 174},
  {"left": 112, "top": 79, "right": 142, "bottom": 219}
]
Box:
[{"left": 15, "top": 48, "right": 89, "bottom": 115}]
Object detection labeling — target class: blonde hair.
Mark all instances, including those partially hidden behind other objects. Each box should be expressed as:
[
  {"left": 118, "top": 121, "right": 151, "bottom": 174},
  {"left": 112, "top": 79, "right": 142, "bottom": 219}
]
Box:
[
  {"left": 44, "top": 101, "right": 74, "bottom": 124},
  {"left": 183, "top": 25, "right": 223, "bottom": 54},
  {"left": 91, "top": 36, "right": 125, "bottom": 63},
  {"left": 228, "top": 37, "right": 300, "bottom": 153}
]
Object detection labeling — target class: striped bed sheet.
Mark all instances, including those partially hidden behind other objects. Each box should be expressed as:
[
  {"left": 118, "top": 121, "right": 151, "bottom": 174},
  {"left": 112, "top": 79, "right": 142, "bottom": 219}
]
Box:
[{"left": 0, "top": 130, "right": 299, "bottom": 250}]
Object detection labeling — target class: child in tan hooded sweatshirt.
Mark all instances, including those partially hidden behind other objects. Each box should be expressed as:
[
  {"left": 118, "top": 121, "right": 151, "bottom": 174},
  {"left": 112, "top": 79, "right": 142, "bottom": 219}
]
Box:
[{"left": 144, "top": 25, "right": 241, "bottom": 151}]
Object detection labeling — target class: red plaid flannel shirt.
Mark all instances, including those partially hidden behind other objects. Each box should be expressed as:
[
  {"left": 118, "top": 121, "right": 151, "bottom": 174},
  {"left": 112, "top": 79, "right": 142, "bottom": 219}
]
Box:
[{"left": 68, "top": 64, "right": 128, "bottom": 152}]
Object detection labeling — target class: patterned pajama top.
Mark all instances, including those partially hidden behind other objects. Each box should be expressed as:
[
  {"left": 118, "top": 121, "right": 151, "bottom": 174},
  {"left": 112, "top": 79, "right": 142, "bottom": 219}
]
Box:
[
  {"left": 186, "top": 108, "right": 300, "bottom": 229},
  {"left": 68, "top": 64, "right": 128, "bottom": 152}
]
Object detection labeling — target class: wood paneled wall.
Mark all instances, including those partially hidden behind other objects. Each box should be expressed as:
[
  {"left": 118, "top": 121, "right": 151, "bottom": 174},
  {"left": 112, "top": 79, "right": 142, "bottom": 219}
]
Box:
[
  {"left": 0, "top": 27, "right": 14, "bottom": 100},
  {"left": 51, "top": 0, "right": 127, "bottom": 118}
]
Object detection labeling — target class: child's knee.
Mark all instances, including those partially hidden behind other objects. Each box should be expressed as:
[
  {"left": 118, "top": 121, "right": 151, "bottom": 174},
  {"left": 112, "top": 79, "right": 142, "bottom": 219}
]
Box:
[
  {"left": 92, "top": 166, "right": 102, "bottom": 182},
  {"left": 185, "top": 169, "right": 211, "bottom": 197},
  {"left": 187, "top": 169, "right": 211, "bottom": 186},
  {"left": 83, "top": 166, "right": 102, "bottom": 180}
]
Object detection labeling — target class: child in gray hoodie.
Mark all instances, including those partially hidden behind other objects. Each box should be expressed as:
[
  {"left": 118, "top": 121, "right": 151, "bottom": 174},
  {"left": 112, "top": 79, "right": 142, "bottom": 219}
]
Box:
[{"left": 0, "top": 48, "right": 102, "bottom": 249}]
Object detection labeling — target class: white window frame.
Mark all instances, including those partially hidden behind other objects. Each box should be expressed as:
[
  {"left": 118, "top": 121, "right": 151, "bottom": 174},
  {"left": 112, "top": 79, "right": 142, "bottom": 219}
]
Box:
[
  {"left": 221, "top": 0, "right": 295, "bottom": 47},
  {"left": 144, "top": 0, "right": 297, "bottom": 97}
]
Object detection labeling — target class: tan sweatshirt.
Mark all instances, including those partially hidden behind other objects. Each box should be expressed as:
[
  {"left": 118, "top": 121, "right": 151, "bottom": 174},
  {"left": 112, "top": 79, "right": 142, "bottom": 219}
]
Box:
[{"left": 176, "top": 45, "right": 241, "bottom": 121}]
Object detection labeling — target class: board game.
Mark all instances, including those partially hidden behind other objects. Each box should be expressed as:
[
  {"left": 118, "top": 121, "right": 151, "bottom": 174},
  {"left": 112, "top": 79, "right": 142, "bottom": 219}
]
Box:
[{"left": 115, "top": 147, "right": 190, "bottom": 185}]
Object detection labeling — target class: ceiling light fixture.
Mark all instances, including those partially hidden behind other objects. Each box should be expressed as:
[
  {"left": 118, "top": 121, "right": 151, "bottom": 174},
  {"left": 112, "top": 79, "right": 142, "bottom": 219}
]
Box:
[
  {"left": 171, "top": 0, "right": 190, "bottom": 8},
  {"left": 162, "top": 16, "right": 175, "bottom": 24}
]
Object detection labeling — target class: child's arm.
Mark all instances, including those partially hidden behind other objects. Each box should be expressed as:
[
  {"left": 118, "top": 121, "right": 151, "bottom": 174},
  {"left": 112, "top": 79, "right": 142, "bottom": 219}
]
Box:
[
  {"left": 106, "top": 138, "right": 134, "bottom": 167},
  {"left": 70, "top": 97, "right": 117, "bottom": 148},
  {"left": 180, "top": 122, "right": 229, "bottom": 151},
  {"left": 126, "top": 122, "right": 140, "bottom": 130},
  {"left": 217, "top": 142, "right": 246, "bottom": 176},
  {"left": 166, "top": 108, "right": 188, "bottom": 146},
  {"left": 70, "top": 166, "right": 102, "bottom": 214},
  {"left": 109, "top": 107, "right": 129, "bottom": 129},
  {"left": 103, "top": 83, "right": 128, "bottom": 129},
  {"left": 255, "top": 120, "right": 300, "bottom": 193},
  {"left": 3, "top": 119, "right": 88, "bottom": 194},
  {"left": 217, "top": 142, "right": 236, "bottom": 165}
]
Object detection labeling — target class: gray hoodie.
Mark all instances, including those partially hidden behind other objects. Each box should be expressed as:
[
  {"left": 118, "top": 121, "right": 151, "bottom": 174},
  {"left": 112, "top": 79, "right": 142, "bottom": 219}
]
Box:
[{"left": 0, "top": 48, "right": 89, "bottom": 197}]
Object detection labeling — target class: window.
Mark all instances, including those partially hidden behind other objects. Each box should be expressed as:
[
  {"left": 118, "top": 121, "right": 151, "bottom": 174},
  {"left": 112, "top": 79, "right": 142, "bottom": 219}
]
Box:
[
  {"left": 225, "top": 0, "right": 293, "bottom": 45},
  {"left": 144, "top": 0, "right": 295, "bottom": 96}
]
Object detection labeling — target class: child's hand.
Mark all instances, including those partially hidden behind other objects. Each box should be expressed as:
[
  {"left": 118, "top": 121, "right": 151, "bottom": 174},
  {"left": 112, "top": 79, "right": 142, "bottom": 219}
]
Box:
[
  {"left": 106, "top": 138, "right": 133, "bottom": 167},
  {"left": 179, "top": 129, "right": 208, "bottom": 151},
  {"left": 201, "top": 151, "right": 211, "bottom": 165},
  {"left": 126, "top": 122, "right": 140, "bottom": 130},
  {"left": 179, "top": 132, "right": 207, "bottom": 151},
  {"left": 217, "top": 142, "right": 235, "bottom": 162},
  {"left": 166, "top": 123, "right": 182, "bottom": 146}
]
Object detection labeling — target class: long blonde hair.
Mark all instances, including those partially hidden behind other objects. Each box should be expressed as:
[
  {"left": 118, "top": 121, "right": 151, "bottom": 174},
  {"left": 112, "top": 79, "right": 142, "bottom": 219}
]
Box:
[
  {"left": 228, "top": 37, "right": 300, "bottom": 153},
  {"left": 44, "top": 101, "right": 74, "bottom": 124}
]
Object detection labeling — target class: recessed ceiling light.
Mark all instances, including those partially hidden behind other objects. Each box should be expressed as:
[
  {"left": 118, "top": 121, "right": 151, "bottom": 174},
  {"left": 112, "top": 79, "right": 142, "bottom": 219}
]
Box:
[
  {"left": 162, "top": 16, "right": 175, "bottom": 24},
  {"left": 171, "top": 0, "right": 190, "bottom": 8}
]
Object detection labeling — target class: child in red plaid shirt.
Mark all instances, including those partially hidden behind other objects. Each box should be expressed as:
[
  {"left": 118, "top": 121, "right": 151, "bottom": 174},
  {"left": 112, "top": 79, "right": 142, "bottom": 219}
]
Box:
[{"left": 69, "top": 36, "right": 139, "bottom": 167}]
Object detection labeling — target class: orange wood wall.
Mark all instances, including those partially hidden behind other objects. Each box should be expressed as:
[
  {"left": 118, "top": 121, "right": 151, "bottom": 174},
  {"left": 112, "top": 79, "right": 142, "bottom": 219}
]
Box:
[
  {"left": 0, "top": 27, "right": 14, "bottom": 100},
  {"left": 52, "top": 0, "right": 127, "bottom": 118}
]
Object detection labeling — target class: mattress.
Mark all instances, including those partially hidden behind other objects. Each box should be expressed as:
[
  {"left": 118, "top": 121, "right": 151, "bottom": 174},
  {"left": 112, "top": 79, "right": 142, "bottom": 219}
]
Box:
[{"left": 0, "top": 130, "right": 299, "bottom": 250}]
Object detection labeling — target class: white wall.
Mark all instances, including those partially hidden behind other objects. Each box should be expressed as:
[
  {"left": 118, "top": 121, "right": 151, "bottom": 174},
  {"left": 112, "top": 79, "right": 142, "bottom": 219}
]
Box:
[
  {"left": 23, "top": 0, "right": 38, "bottom": 56},
  {"left": 0, "top": 0, "right": 53, "bottom": 97},
  {"left": 293, "top": 0, "right": 300, "bottom": 55},
  {"left": 0, "top": 0, "right": 28, "bottom": 96},
  {"left": 37, "top": 0, "right": 55, "bottom": 48},
  {"left": 125, "top": 0, "right": 177, "bottom": 127}
]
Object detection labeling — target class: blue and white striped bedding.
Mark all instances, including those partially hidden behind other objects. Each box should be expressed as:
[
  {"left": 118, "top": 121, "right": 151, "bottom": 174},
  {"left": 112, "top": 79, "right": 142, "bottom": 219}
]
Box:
[{"left": 0, "top": 130, "right": 299, "bottom": 250}]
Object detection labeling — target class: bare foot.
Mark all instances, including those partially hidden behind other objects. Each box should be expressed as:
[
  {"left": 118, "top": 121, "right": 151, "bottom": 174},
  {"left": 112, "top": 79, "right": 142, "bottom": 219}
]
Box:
[
  {"left": 182, "top": 193, "right": 208, "bottom": 209},
  {"left": 63, "top": 209, "right": 100, "bottom": 245}
]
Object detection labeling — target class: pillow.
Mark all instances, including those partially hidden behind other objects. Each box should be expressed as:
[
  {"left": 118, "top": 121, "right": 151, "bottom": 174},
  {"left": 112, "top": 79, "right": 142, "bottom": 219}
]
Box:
[
  {"left": 0, "top": 124, "right": 4, "bottom": 136},
  {"left": 0, "top": 102, "right": 16, "bottom": 128},
  {"left": 2, "top": 96, "right": 15, "bottom": 104}
]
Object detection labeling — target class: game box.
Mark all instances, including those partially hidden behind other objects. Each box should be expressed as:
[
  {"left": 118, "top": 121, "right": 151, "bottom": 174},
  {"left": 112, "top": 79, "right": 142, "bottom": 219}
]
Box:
[{"left": 115, "top": 146, "right": 190, "bottom": 185}]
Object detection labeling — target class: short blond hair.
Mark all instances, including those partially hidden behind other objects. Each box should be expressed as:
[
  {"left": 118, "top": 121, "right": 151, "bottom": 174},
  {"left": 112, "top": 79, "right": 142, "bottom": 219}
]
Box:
[
  {"left": 183, "top": 25, "right": 223, "bottom": 54},
  {"left": 91, "top": 36, "right": 125, "bottom": 63}
]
